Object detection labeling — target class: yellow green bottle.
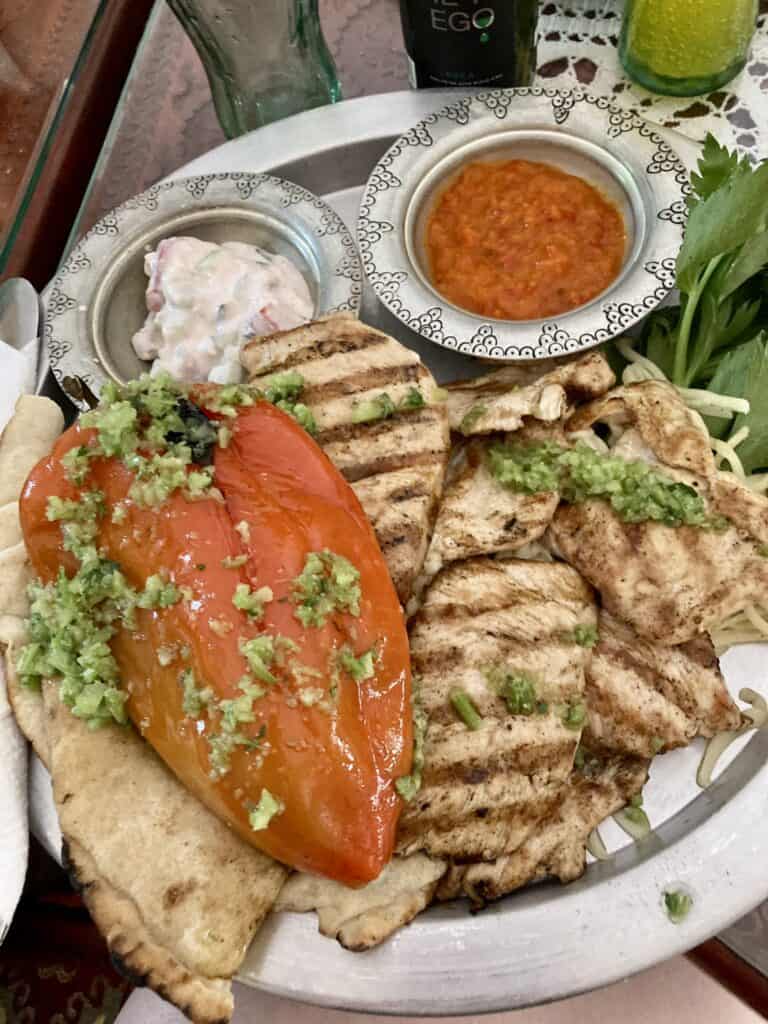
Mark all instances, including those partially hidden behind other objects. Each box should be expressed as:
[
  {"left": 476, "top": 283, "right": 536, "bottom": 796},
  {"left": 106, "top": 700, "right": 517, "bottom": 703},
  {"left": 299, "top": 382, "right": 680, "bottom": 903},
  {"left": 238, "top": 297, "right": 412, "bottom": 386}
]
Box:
[{"left": 619, "top": 0, "right": 757, "bottom": 96}]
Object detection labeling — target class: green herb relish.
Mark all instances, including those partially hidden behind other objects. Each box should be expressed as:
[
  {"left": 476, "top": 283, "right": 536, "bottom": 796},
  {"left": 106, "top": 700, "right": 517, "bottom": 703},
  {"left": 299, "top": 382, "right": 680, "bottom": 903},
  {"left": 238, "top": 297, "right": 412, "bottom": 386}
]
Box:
[
  {"left": 487, "top": 440, "right": 727, "bottom": 529},
  {"left": 290, "top": 550, "right": 362, "bottom": 628}
]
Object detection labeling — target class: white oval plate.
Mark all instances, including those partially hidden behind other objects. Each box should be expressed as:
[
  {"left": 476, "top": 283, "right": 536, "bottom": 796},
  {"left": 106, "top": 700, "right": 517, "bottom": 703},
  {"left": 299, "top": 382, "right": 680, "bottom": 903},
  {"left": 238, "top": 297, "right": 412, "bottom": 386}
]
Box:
[
  {"left": 33, "top": 92, "right": 768, "bottom": 1016},
  {"left": 358, "top": 88, "right": 688, "bottom": 361}
]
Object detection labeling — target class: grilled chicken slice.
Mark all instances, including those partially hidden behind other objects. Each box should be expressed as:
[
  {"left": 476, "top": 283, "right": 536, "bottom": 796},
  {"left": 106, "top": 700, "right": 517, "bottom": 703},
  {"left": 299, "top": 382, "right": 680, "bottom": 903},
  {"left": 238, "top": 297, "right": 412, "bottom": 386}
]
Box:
[
  {"left": 398, "top": 557, "right": 597, "bottom": 862},
  {"left": 413, "top": 437, "right": 559, "bottom": 607},
  {"left": 445, "top": 351, "right": 615, "bottom": 436},
  {"left": 242, "top": 314, "right": 450, "bottom": 604},
  {"left": 584, "top": 611, "right": 740, "bottom": 758},
  {"left": 549, "top": 381, "right": 768, "bottom": 645},
  {"left": 275, "top": 854, "right": 446, "bottom": 951},
  {"left": 437, "top": 754, "right": 648, "bottom": 905}
]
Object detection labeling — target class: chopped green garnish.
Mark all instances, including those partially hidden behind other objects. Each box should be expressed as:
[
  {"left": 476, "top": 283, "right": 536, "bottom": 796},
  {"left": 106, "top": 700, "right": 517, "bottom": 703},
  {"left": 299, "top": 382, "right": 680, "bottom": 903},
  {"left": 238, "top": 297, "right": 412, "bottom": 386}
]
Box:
[
  {"left": 180, "top": 669, "right": 214, "bottom": 718},
  {"left": 758, "top": 544, "right": 768, "bottom": 557},
  {"left": 239, "top": 634, "right": 277, "bottom": 683},
  {"left": 137, "top": 574, "right": 180, "bottom": 609},
  {"left": 217, "top": 425, "right": 232, "bottom": 449},
  {"left": 572, "top": 624, "right": 599, "bottom": 648},
  {"left": 232, "top": 582, "right": 273, "bottom": 620},
  {"left": 339, "top": 645, "right": 375, "bottom": 682},
  {"left": 205, "top": 383, "right": 256, "bottom": 417},
  {"left": 399, "top": 387, "right": 425, "bottom": 411},
  {"left": 664, "top": 889, "right": 693, "bottom": 924},
  {"left": 260, "top": 371, "right": 317, "bottom": 435},
  {"left": 459, "top": 403, "right": 487, "bottom": 435},
  {"left": 263, "top": 371, "right": 305, "bottom": 404},
  {"left": 18, "top": 558, "right": 139, "bottom": 728},
  {"left": 487, "top": 441, "right": 725, "bottom": 529},
  {"left": 651, "top": 735, "right": 665, "bottom": 753},
  {"left": 81, "top": 399, "right": 138, "bottom": 458},
  {"left": 351, "top": 388, "right": 426, "bottom": 425},
  {"left": 248, "top": 788, "right": 284, "bottom": 831},
  {"left": 60, "top": 444, "right": 96, "bottom": 485},
  {"left": 559, "top": 700, "right": 587, "bottom": 731},
  {"left": 395, "top": 687, "right": 427, "bottom": 802},
  {"left": 351, "top": 392, "right": 396, "bottom": 424},
  {"left": 275, "top": 400, "right": 318, "bottom": 436},
  {"left": 291, "top": 550, "right": 361, "bottom": 628},
  {"left": 486, "top": 666, "right": 546, "bottom": 716},
  {"left": 450, "top": 688, "right": 483, "bottom": 731}
]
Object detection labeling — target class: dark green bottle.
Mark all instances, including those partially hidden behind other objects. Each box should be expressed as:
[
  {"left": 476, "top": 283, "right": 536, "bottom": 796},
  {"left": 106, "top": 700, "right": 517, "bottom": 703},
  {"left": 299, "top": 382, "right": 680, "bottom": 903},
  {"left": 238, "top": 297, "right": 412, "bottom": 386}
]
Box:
[{"left": 399, "top": 0, "right": 538, "bottom": 89}]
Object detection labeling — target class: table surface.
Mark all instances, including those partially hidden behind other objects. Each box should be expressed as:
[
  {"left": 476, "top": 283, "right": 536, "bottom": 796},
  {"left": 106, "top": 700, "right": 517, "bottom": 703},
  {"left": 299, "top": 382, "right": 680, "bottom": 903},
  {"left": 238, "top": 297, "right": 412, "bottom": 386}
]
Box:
[
  {"left": 42, "top": 0, "right": 768, "bottom": 1018},
  {"left": 0, "top": 0, "right": 105, "bottom": 267}
]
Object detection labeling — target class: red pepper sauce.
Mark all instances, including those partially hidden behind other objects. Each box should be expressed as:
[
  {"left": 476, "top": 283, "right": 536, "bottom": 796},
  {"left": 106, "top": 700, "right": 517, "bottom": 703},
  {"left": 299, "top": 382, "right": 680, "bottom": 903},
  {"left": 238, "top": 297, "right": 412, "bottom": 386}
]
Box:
[{"left": 426, "top": 159, "right": 627, "bottom": 321}]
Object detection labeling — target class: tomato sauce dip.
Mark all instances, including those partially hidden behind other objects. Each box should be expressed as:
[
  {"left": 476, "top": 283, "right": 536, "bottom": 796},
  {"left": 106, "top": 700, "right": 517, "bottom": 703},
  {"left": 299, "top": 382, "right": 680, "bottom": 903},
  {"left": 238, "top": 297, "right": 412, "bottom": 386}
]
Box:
[{"left": 425, "top": 159, "right": 627, "bottom": 321}]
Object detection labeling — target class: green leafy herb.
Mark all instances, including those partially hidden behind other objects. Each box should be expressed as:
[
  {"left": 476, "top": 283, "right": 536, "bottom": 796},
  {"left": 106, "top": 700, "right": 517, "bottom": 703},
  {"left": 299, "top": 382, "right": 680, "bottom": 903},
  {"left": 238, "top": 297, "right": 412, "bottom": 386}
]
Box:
[
  {"left": 706, "top": 335, "right": 768, "bottom": 472},
  {"left": 487, "top": 441, "right": 724, "bottom": 529},
  {"left": 621, "top": 135, "right": 768, "bottom": 474},
  {"left": 450, "top": 688, "right": 483, "bottom": 731}
]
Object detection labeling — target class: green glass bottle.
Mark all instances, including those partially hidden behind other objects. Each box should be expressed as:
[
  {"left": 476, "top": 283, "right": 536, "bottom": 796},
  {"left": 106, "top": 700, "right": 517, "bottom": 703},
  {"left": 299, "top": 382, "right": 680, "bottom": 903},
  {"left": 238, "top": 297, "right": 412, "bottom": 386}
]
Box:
[
  {"left": 167, "top": 0, "right": 341, "bottom": 137},
  {"left": 399, "top": 0, "right": 538, "bottom": 89},
  {"left": 619, "top": 0, "right": 757, "bottom": 97}
]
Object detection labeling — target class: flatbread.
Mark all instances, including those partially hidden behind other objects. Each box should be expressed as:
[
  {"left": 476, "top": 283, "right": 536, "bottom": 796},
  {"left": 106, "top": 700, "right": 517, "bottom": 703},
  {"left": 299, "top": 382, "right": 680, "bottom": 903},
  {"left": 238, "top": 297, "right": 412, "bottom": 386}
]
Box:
[
  {"left": 276, "top": 853, "right": 445, "bottom": 951},
  {"left": 0, "top": 395, "right": 64, "bottom": 761},
  {"left": 0, "top": 397, "right": 287, "bottom": 1024}
]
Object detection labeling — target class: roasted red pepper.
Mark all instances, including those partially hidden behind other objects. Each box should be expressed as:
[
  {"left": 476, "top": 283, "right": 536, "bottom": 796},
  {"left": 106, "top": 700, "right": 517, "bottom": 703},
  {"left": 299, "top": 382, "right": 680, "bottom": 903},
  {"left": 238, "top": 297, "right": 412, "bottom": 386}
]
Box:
[{"left": 20, "top": 396, "right": 412, "bottom": 885}]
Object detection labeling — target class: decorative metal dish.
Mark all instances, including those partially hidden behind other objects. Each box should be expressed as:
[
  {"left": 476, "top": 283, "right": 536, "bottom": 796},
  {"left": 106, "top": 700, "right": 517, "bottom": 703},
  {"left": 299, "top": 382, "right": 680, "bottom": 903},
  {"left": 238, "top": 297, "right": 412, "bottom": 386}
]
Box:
[
  {"left": 33, "top": 91, "right": 768, "bottom": 1017},
  {"left": 45, "top": 173, "right": 362, "bottom": 407},
  {"left": 358, "top": 88, "right": 688, "bottom": 361}
]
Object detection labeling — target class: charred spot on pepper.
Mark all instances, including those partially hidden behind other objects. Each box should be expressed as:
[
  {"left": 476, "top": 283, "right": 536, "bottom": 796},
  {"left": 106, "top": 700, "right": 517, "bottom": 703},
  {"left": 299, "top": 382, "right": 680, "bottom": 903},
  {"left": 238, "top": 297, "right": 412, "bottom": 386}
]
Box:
[{"left": 165, "top": 397, "right": 218, "bottom": 465}]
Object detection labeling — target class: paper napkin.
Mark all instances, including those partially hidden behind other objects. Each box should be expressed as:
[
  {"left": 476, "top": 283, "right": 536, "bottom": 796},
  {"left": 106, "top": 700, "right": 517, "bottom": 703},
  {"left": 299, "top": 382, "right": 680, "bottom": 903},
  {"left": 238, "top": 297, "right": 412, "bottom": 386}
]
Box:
[{"left": 0, "top": 332, "right": 39, "bottom": 945}]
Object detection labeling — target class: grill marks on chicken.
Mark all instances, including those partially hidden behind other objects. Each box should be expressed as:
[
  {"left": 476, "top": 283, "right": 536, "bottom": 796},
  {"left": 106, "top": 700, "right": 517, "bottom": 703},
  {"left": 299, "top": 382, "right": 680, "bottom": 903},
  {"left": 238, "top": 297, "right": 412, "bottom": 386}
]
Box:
[
  {"left": 551, "top": 382, "right": 768, "bottom": 645},
  {"left": 398, "top": 558, "right": 597, "bottom": 862},
  {"left": 437, "top": 753, "right": 648, "bottom": 905},
  {"left": 242, "top": 313, "right": 450, "bottom": 604},
  {"left": 584, "top": 612, "right": 741, "bottom": 759}
]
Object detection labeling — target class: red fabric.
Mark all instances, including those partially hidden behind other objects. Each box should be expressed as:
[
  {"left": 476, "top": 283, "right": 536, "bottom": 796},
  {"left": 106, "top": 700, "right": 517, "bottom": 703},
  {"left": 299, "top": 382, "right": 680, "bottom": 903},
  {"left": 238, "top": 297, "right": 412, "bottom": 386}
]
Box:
[{"left": 0, "top": 841, "right": 132, "bottom": 1023}]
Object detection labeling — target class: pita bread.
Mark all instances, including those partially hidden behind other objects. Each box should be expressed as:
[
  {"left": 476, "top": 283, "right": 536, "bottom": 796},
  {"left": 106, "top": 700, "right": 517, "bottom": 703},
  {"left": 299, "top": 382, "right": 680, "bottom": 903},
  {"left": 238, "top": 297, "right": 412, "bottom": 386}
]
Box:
[
  {"left": 276, "top": 853, "right": 445, "bottom": 951},
  {"left": 0, "top": 396, "right": 63, "bottom": 762},
  {"left": 0, "top": 397, "right": 286, "bottom": 1024}
]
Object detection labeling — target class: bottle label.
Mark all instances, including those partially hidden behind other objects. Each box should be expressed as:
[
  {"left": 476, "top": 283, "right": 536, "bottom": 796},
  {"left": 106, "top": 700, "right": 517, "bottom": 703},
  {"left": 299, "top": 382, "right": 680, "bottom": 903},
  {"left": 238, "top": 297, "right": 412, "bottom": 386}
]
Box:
[{"left": 400, "top": 0, "right": 537, "bottom": 88}]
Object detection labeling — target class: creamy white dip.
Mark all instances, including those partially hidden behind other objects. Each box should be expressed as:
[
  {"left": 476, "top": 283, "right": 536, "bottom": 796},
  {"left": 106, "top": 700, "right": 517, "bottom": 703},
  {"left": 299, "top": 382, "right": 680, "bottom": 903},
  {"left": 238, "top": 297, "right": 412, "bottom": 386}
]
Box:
[{"left": 131, "top": 236, "right": 313, "bottom": 383}]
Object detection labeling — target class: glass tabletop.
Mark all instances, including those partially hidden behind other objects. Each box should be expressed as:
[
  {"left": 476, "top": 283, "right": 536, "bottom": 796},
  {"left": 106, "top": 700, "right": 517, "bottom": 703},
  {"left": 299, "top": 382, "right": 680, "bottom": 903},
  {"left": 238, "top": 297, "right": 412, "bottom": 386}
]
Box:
[{"left": 0, "top": 0, "right": 107, "bottom": 272}]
